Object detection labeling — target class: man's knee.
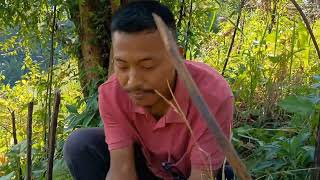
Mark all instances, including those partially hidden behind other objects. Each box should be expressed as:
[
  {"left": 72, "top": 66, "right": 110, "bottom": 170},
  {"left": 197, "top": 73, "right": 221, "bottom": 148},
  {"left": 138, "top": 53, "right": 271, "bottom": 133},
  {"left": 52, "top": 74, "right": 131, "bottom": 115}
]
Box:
[
  {"left": 63, "top": 128, "right": 105, "bottom": 161},
  {"left": 64, "top": 129, "right": 85, "bottom": 161}
]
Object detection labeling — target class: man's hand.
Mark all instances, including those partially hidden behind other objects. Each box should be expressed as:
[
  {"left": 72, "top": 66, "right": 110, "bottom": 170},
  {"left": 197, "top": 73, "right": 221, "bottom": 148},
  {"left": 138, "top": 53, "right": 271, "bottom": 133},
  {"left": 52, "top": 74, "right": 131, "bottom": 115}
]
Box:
[
  {"left": 188, "top": 168, "right": 218, "bottom": 180},
  {"left": 106, "top": 145, "right": 138, "bottom": 180}
]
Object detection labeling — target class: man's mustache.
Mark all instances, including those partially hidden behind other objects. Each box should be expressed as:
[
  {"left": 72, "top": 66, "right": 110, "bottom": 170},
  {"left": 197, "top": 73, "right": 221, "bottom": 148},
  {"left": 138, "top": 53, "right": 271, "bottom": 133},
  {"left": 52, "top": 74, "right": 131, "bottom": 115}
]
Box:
[{"left": 124, "top": 87, "right": 155, "bottom": 94}]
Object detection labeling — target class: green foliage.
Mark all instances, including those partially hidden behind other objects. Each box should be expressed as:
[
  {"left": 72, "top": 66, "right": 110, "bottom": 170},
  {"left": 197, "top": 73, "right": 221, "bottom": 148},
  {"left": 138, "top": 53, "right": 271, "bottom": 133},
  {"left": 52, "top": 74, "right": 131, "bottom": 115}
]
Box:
[{"left": 233, "top": 75, "right": 320, "bottom": 179}]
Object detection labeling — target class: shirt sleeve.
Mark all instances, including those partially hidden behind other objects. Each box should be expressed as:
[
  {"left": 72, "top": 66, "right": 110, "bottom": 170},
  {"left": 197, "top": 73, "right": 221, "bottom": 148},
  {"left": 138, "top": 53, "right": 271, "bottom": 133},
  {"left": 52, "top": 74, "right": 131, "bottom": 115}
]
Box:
[
  {"left": 190, "top": 96, "right": 233, "bottom": 170},
  {"left": 98, "top": 85, "right": 133, "bottom": 151}
]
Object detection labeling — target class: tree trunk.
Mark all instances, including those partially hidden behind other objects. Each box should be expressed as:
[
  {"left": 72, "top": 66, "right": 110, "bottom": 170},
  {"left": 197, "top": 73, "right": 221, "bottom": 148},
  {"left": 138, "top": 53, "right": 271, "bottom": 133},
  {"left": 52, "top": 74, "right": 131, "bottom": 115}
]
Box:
[
  {"left": 69, "top": 0, "right": 152, "bottom": 96},
  {"left": 68, "top": 0, "right": 112, "bottom": 97},
  {"left": 79, "top": 1, "right": 103, "bottom": 88}
]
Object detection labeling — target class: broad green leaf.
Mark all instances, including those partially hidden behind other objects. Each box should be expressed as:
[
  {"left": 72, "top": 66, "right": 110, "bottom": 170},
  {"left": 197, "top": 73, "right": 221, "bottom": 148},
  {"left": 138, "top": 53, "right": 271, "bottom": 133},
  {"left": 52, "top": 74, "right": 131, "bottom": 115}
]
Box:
[
  {"left": 0, "top": 172, "right": 15, "bottom": 180},
  {"left": 279, "top": 96, "right": 314, "bottom": 115},
  {"left": 66, "top": 104, "right": 78, "bottom": 114}
]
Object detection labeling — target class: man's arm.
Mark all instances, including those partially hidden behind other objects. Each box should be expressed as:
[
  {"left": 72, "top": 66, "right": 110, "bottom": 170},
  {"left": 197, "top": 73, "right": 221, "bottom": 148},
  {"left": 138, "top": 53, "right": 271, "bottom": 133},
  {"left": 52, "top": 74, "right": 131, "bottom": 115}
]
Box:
[
  {"left": 99, "top": 85, "right": 137, "bottom": 179},
  {"left": 106, "top": 145, "right": 138, "bottom": 180}
]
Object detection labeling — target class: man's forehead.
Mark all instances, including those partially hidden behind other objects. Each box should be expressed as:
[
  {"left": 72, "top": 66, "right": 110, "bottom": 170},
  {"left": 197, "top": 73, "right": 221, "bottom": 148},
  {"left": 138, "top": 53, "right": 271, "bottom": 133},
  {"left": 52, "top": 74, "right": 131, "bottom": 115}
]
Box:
[
  {"left": 112, "top": 30, "right": 159, "bottom": 40},
  {"left": 112, "top": 30, "right": 165, "bottom": 53}
]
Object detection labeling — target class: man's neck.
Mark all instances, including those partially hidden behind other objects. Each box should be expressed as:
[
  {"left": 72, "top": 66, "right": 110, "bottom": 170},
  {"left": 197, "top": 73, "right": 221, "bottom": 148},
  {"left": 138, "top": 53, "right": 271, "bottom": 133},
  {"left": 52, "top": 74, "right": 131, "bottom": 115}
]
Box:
[
  {"left": 148, "top": 100, "right": 170, "bottom": 120},
  {"left": 146, "top": 73, "right": 177, "bottom": 121}
]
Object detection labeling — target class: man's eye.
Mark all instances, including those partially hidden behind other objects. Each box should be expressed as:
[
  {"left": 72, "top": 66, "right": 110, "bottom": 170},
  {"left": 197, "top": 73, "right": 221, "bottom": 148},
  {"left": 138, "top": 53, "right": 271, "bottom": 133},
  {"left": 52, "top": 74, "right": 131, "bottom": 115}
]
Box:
[
  {"left": 116, "top": 64, "right": 128, "bottom": 70},
  {"left": 118, "top": 66, "right": 128, "bottom": 70},
  {"left": 143, "top": 65, "right": 154, "bottom": 69},
  {"left": 141, "top": 62, "right": 154, "bottom": 69}
]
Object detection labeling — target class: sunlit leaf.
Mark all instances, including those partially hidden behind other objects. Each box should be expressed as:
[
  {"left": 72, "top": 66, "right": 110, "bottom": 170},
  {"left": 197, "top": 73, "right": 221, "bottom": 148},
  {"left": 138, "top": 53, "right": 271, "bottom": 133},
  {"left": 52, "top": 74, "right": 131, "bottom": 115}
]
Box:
[{"left": 279, "top": 96, "right": 314, "bottom": 115}]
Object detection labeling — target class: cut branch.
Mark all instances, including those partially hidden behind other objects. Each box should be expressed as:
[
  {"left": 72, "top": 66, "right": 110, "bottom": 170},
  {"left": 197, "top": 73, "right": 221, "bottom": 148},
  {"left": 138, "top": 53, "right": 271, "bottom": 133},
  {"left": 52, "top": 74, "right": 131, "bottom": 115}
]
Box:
[
  {"left": 289, "top": 0, "right": 320, "bottom": 59},
  {"left": 47, "top": 90, "right": 61, "bottom": 180},
  {"left": 153, "top": 14, "right": 252, "bottom": 180}
]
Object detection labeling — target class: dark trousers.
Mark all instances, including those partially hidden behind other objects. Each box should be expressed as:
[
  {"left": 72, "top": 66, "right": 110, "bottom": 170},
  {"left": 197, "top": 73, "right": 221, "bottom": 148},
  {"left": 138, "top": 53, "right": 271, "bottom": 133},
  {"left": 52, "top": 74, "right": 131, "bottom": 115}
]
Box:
[
  {"left": 63, "top": 128, "right": 234, "bottom": 180},
  {"left": 63, "top": 128, "right": 160, "bottom": 180}
]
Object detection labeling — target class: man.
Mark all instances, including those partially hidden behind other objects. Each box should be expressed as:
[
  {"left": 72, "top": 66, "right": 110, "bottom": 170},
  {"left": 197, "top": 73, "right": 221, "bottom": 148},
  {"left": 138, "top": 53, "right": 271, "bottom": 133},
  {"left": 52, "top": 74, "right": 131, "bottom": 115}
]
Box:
[{"left": 63, "top": 1, "right": 234, "bottom": 180}]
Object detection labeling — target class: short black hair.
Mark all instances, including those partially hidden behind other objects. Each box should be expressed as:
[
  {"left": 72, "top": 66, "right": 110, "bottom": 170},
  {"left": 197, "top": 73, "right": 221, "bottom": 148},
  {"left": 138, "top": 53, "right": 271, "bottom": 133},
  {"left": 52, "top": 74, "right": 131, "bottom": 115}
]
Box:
[{"left": 111, "top": 1, "right": 176, "bottom": 35}]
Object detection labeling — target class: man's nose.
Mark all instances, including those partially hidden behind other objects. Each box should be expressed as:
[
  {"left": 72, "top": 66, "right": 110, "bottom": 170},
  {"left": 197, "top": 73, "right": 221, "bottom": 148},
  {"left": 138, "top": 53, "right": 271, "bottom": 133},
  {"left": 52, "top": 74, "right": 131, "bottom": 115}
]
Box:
[{"left": 127, "top": 68, "right": 142, "bottom": 89}]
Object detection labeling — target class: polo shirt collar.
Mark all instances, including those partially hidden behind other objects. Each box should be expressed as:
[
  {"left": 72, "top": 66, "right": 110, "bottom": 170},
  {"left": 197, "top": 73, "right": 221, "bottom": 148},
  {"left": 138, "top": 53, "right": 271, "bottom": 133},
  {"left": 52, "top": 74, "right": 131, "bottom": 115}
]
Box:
[{"left": 133, "top": 73, "right": 189, "bottom": 124}]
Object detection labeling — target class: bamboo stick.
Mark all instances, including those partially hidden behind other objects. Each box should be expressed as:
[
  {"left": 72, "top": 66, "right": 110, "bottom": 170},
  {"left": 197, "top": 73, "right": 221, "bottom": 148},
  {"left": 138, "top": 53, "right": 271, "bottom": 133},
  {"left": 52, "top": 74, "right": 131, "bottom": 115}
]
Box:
[{"left": 153, "top": 14, "right": 252, "bottom": 180}]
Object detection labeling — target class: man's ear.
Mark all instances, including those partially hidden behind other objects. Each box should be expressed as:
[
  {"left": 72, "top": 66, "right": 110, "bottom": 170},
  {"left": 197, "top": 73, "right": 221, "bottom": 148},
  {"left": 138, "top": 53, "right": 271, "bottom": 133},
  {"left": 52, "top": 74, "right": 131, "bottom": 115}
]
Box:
[{"left": 178, "top": 46, "right": 185, "bottom": 57}]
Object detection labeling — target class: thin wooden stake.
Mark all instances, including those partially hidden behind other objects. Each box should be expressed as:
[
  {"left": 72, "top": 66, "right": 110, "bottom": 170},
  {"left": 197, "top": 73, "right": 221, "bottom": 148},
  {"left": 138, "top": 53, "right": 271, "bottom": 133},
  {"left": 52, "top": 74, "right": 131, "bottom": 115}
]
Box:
[
  {"left": 153, "top": 14, "right": 252, "bottom": 180},
  {"left": 11, "top": 111, "right": 18, "bottom": 145},
  {"left": 47, "top": 90, "right": 61, "bottom": 180},
  {"left": 26, "top": 102, "right": 34, "bottom": 180},
  {"left": 11, "top": 111, "right": 22, "bottom": 180}
]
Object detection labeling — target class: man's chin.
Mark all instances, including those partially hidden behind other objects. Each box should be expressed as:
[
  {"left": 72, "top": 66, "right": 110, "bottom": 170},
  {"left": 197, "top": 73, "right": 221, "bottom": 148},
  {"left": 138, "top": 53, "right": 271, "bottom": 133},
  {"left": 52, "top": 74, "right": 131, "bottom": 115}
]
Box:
[
  {"left": 132, "top": 99, "right": 153, "bottom": 107},
  {"left": 131, "top": 95, "right": 159, "bottom": 107}
]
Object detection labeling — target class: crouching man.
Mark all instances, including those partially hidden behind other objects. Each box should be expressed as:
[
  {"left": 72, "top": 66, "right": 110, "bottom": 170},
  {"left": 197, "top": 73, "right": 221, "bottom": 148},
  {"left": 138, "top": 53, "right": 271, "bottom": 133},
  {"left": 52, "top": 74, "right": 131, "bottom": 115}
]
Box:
[{"left": 64, "top": 1, "right": 234, "bottom": 179}]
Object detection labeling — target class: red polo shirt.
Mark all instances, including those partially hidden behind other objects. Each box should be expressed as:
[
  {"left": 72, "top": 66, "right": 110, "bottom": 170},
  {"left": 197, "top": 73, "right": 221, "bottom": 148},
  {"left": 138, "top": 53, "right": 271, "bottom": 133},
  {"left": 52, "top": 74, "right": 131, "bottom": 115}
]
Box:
[{"left": 98, "top": 61, "right": 233, "bottom": 179}]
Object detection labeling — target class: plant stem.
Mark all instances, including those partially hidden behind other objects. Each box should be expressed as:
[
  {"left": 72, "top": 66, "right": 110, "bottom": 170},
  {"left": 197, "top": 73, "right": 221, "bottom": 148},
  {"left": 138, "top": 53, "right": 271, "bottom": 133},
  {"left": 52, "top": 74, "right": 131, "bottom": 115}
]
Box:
[
  {"left": 274, "top": 10, "right": 280, "bottom": 56},
  {"left": 26, "top": 102, "right": 34, "bottom": 180},
  {"left": 222, "top": 0, "right": 245, "bottom": 76},
  {"left": 289, "top": 18, "right": 296, "bottom": 83}
]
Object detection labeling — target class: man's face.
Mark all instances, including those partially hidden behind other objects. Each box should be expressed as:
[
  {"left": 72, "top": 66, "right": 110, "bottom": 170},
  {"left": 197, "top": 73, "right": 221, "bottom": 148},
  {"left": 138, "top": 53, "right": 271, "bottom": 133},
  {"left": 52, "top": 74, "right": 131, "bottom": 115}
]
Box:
[{"left": 112, "top": 30, "right": 176, "bottom": 107}]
